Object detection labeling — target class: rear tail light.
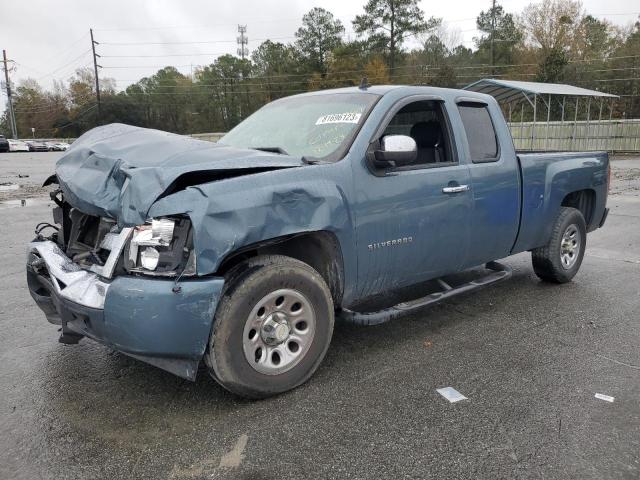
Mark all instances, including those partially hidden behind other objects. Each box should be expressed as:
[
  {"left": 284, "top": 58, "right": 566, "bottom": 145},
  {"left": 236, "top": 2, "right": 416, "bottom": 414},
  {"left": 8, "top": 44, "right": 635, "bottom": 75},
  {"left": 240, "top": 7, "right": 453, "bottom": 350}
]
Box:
[{"left": 607, "top": 162, "right": 611, "bottom": 193}]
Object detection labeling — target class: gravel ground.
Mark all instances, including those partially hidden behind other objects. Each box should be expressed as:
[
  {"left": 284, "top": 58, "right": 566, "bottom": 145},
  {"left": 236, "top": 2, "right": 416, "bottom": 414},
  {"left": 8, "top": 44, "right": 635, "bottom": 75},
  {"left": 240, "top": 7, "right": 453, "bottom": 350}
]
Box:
[{"left": 0, "top": 152, "right": 638, "bottom": 480}]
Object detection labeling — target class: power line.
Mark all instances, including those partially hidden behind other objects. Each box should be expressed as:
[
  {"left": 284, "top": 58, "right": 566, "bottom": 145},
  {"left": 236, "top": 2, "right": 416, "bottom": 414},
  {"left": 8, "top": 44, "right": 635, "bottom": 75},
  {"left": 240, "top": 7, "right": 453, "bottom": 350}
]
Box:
[
  {"left": 101, "top": 52, "right": 235, "bottom": 58},
  {"left": 92, "top": 17, "right": 308, "bottom": 32},
  {"left": 36, "top": 50, "right": 93, "bottom": 80},
  {"left": 46, "top": 33, "right": 91, "bottom": 60},
  {"left": 99, "top": 35, "right": 297, "bottom": 46},
  {"left": 29, "top": 104, "right": 99, "bottom": 133},
  {"left": 98, "top": 55, "right": 640, "bottom": 85}
]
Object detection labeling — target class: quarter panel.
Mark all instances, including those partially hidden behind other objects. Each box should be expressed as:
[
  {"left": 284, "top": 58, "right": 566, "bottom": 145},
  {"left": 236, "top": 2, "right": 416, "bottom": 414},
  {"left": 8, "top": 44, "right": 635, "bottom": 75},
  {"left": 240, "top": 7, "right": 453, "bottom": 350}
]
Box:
[{"left": 512, "top": 151, "right": 608, "bottom": 252}]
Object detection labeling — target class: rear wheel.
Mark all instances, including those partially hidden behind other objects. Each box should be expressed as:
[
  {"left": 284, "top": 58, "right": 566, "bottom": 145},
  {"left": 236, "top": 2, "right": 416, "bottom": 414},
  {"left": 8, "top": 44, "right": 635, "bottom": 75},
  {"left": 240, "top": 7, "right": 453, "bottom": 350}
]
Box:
[
  {"left": 531, "top": 207, "right": 586, "bottom": 283},
  {"left": 205, "top": 255, "right": 334, "bottom": 399}
]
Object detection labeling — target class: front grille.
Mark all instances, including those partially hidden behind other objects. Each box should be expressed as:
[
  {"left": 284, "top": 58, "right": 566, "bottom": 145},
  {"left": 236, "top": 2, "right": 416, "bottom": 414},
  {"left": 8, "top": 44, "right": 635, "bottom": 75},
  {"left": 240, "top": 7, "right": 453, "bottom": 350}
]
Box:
[{"left": 53, "top": 204, "right": 132, "bottom": 279}]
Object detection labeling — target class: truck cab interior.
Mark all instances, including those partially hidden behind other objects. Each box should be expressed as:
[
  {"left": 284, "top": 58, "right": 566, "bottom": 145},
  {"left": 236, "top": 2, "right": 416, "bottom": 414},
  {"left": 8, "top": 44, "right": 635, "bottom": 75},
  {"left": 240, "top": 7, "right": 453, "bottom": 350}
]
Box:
[{"left": 382, "top": 100, "right": 456, "bottom": 167}]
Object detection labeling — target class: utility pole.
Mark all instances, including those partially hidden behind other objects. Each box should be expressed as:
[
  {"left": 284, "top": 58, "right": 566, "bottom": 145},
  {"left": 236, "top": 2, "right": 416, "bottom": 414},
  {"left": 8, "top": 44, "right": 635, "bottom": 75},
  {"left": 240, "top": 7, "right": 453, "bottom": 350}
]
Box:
[
  {"left": 2, "top": 50, "right": 18, "bottom": 139},
  {"left": 90, "top": 28, "right": 102, "bottom": 117},
  {"left": 237, "top": 25, "right": 248, "bottom": 61},
  {"left": 490, "top": 0, "right": 496, "bottom": 76}
]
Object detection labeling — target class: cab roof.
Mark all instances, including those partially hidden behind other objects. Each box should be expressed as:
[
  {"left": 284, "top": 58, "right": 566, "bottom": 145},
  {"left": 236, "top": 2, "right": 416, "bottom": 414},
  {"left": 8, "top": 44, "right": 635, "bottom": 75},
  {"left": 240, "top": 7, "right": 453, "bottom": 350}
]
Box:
[{"left": 294, "top": 84, "right": 495, "bottom": 103}]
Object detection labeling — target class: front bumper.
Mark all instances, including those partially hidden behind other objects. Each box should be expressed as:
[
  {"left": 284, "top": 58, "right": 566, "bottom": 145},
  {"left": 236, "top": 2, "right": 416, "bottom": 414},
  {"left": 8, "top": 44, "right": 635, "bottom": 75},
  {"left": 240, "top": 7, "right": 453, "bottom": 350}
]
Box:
[{"left": 27, "top": 240, "right": 225, "bottom": 380}]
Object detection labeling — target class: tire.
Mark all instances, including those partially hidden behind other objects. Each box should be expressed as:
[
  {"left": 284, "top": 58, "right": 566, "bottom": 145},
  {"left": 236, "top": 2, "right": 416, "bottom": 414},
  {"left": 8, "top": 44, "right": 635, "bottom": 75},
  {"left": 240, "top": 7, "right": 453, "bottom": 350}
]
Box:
[
  {"left": 205, "top": 255, "right": 334, "bottom": 399},
  {"left": 531, "top": 207, "right": 587, "bottom": 283}
]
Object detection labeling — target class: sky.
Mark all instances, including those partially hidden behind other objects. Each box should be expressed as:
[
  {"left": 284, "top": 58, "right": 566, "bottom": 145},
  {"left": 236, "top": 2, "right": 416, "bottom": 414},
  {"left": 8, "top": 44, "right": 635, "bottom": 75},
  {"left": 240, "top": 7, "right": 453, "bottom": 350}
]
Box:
[{"left": 1, "top": 0, "right": 638, "bottom": 115}]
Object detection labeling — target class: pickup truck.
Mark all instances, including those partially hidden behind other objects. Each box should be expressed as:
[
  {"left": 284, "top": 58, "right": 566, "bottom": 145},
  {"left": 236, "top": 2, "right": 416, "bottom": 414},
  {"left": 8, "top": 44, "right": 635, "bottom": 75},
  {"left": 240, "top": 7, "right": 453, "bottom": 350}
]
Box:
[{"left": 26, "top": 85, "right": 609, "bottom": 398}]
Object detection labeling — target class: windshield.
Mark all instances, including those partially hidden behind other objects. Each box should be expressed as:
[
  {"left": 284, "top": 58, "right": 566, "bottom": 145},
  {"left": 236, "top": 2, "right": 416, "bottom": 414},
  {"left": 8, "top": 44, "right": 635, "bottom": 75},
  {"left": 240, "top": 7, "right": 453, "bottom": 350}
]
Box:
[{"left": 219, "top": 93, "right": 379, "bottom": 161}]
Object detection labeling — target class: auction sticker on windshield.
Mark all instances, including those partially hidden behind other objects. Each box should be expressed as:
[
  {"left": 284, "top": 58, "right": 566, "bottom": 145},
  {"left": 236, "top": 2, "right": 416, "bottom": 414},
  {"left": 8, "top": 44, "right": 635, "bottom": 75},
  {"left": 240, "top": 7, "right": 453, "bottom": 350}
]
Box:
[{"left": 315, "top": 112, "right": 362, "bottom": 125}]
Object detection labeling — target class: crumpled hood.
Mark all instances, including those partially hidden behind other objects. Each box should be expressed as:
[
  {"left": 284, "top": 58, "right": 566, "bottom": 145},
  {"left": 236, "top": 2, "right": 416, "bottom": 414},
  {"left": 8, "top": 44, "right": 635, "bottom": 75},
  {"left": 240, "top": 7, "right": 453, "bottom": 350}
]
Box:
[{"left": 55, "top": 123, "right": 304, "bottom": 225}]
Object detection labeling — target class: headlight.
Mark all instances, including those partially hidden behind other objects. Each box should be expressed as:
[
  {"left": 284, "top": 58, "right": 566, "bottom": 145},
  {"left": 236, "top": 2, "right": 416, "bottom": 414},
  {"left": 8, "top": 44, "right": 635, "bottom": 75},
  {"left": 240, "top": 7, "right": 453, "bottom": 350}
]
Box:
[
  {"left": 140, "top": 247, "right": 160, "bottom": 270},
  {"left": 125, "top": 217, "right": 195, "bottom": 276}
]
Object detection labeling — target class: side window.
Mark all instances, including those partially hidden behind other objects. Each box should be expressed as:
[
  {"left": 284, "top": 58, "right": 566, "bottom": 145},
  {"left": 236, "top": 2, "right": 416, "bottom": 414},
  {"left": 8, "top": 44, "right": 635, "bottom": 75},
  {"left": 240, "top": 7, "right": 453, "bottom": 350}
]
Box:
[
  {"left": 381, "top": 100, "right": 456, "bottom": 168},
  {"left": 457, "top": 104, "right": 499, "bottom": 162}
]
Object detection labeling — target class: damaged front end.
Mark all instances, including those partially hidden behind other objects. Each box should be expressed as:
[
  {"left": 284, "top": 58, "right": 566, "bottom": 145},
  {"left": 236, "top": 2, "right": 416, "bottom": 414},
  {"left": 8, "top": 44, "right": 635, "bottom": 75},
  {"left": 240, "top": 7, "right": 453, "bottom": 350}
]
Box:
[{"left": 26, "top": 185, "right": 224, "bottom": 380}]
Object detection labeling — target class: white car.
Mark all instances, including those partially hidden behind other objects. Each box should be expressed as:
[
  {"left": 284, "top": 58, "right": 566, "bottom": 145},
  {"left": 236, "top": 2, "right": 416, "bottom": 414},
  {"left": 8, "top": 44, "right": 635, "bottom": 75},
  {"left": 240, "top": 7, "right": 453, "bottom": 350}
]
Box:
[
  {"left": 47, "top": 142, "right": 70, "bottom": 151},
  {"left": 8, "top": 139, "right": 30, "bottom": 152}
]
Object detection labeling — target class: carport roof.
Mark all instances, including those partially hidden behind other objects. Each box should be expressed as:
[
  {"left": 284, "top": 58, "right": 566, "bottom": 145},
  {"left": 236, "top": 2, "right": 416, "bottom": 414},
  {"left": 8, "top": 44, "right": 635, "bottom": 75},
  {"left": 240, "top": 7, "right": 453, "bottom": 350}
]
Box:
[{"left": 464, "top": 79, "right": 618, "bottom": 105}]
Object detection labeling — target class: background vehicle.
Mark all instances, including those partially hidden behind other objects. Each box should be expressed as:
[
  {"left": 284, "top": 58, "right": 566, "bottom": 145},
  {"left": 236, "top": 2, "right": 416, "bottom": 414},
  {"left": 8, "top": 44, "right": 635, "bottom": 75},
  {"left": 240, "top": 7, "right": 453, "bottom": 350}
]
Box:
[
  {"left": 26, "top": 141, "right": 48, "bottom": 152},
  {"left": 46, "top": 142, "right": 70, "bottom": 151},
  {"left": 27, "top": 86, "right": 609, "bottom": 398},
  {"left": 0, "top": 135, "right": 9, "bottom": 153},
  {"left": 8, "top": 139, "right": 30, "bottom": 152}
]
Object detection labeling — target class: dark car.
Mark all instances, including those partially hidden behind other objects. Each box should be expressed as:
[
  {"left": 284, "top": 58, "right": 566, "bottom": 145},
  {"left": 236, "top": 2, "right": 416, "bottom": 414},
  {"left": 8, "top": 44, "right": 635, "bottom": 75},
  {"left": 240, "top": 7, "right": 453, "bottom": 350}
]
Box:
[
  {"left": 27, "top": 141, "right": 48, "bottom": 152},
  {"left": 0, "top": 135, "right": 9, "bottom": 153}
]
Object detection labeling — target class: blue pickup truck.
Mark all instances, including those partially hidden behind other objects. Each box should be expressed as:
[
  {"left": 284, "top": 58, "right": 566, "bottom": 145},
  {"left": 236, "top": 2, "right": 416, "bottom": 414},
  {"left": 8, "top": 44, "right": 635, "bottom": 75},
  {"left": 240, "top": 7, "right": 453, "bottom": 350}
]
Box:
[{"left": 27, "top": 85, "right": 609, "bottom": 398}]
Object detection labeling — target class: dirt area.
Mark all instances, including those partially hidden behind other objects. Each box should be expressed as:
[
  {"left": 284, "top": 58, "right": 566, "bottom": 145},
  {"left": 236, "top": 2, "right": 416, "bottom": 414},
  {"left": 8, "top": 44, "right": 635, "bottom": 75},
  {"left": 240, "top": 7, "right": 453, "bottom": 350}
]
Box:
[
  {"left": 610, "top": 167, "right": 640, "bottom": 196},
  {"left": 0, "top": 181, "right": 55, "bottom": 202},
  {"left": 0, "top": 152, "right": 57, "bottom": 202}
]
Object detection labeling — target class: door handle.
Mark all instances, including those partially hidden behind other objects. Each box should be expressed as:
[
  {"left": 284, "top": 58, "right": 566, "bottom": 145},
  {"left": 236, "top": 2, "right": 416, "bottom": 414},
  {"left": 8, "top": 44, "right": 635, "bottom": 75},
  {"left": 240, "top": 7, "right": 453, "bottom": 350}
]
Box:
[{"left": 442, "top": 184, "right": 469, "bottom": 194}]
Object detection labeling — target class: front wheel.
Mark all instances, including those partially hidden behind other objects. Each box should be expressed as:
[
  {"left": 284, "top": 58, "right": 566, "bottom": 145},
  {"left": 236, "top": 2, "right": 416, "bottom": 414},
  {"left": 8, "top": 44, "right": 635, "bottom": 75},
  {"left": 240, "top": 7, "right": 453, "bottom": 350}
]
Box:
[
  {"left": 531, "top": 207, "right": 587, "bottom": 283},
  {"left": 205, "top": 255, "right": 334, "bottom": 399}
]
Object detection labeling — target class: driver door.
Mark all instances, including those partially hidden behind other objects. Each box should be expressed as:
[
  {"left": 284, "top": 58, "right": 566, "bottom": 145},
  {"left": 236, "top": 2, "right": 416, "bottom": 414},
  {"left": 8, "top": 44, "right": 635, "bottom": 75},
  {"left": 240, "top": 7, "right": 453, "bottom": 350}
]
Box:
[{"left": 352, "top": 97, "right": 473, "bottom": 299}]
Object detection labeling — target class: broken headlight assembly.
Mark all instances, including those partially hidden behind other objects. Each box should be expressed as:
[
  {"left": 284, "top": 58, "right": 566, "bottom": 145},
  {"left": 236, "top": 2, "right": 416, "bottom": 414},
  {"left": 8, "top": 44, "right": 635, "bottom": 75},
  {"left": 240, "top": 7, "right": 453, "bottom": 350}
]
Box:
[{"left": 124, "top": 217, "right": 196, "bottom": 276}]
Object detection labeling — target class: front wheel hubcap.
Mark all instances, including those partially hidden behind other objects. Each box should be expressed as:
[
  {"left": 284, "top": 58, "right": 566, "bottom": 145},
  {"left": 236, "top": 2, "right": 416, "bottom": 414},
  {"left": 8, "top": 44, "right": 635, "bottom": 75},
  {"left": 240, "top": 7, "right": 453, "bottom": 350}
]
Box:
[
  {"left": 560, "top": 224, "right": 581, "bottom": 269},
  {"left": 242, "top": 288, "right": 316, "bottom": 375}
]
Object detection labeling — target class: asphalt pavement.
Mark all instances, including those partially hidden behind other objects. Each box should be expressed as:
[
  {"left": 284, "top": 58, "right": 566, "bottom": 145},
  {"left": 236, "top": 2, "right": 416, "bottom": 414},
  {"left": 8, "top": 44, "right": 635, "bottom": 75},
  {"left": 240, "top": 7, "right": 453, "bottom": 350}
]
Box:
[{"left": 0, "top": 152, "right": 638, "bottom": 479}]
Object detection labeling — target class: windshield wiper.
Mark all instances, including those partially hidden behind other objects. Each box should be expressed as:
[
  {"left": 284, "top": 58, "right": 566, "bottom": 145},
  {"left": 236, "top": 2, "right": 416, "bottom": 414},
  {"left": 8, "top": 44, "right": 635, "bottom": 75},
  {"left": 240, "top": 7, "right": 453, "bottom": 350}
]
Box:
[
  {"left": 252, "top": 147, "right": 327, "bottom": 165},
  {"left": 301, "top": 156, "right": 329, "bottom": 165},
  {"left": 253, "top": 146, "right": 289, "bottom": 155}
]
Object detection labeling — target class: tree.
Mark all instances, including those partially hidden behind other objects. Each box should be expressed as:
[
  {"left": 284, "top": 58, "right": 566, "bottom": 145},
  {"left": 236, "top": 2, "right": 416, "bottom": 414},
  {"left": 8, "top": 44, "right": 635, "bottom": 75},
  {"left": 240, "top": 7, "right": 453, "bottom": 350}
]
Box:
[
  {"left": 475, "top": 4, "right": 524, "bottom": 68},
  {"left": 520, "top": 0, "right": 583, "bottom": 53},
  {"left": 606, "top": 19, "right": 640, "bottom": 117},
  {"left": 11, "top": 78, "right": 71, "bottom": 137},
  {"left": 195, "top": 55, "right": 255, "bottom": 131},
  {"left": 353, "top": 0, "right": 440, "bottom": 71},
  {"left": 252, "top": 41, "right": 302, "bottom": 100},
  {"left": 572, "top": 15, "right": 615, "bottom": 59},
  {"left": 404, "top": 33, "right": 460, "bottom": 87},
  {"left": 294, "top": 8, "right": 344, "bottom": 74},
  {"left": 536, "top": 47, "right": 569, "bottom": 82},
  {"left": 364, "top": 57, "right": 390, "bottom": 85},
  {"left": 520, "top": 0, "right": 585, "bottom": 84},
  {"left": 0, "top": 113, "right": 10, "bottom": 137},
  {"left": 307, "top": 40, "right": 370, "bottom": 89}
]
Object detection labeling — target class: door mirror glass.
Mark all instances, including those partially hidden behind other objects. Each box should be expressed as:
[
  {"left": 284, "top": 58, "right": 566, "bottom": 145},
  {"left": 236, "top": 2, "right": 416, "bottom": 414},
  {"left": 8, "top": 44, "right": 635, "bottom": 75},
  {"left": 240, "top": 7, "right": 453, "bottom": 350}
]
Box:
[{"left": 374, "top": 135, "right": 417, "bottom": 168}]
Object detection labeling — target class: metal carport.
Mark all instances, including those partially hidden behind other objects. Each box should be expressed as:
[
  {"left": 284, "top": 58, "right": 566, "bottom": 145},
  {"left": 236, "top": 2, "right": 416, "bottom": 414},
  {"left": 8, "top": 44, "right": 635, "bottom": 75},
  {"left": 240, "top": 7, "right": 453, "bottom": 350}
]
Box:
[{"left": 463, "top": 79, "right": 620, "bottom": 151}]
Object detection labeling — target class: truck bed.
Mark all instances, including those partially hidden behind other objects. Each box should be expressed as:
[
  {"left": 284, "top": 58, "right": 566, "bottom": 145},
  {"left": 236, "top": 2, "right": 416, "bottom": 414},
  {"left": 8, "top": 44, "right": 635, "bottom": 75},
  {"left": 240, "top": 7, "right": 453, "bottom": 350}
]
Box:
[{"left": 512, "top": 150, "right": 609, "bottom": 254}]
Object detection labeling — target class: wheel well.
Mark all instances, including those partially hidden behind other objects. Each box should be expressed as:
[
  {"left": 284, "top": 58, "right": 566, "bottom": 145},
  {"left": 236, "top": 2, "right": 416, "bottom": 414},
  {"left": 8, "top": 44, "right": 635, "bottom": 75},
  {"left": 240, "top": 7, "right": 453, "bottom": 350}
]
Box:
[
  {"left": 217, "top": 231, "right": 345, "bottom": 306},
  {"left": 561, "top": 189, "right": 595, "bottom": 226}
]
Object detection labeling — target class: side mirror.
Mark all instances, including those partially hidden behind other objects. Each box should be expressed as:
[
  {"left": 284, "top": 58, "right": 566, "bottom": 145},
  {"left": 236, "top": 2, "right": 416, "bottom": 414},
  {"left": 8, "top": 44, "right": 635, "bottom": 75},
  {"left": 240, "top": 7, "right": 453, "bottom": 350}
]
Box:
[{"left": 373, "top": 135, "right": 417, "bottom": 168}]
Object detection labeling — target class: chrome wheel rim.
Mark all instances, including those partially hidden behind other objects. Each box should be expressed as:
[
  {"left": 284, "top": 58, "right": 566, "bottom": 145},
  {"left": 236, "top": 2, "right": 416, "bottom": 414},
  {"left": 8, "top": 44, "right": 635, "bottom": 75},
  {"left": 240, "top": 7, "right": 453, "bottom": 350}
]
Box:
[
  {"left": 242, "top": 288, "right": 316, "bottom": 375},
  {"left": 560, "top": 224, "right": 581, "bottom": 269}
]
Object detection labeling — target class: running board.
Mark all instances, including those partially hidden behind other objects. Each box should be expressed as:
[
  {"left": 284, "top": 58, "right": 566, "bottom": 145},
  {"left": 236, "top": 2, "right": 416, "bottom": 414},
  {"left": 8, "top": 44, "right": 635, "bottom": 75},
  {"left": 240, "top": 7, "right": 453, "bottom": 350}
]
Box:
[{"left": 339, "top": 261, "right": 512, "bottom": 326}]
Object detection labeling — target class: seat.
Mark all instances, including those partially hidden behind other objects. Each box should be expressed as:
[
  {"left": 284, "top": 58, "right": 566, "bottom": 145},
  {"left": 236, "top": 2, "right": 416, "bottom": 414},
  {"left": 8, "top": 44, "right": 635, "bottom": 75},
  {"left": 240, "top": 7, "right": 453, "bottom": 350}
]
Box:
[{"left": 410, "top": 121, "right": 444, "bottom": 164}]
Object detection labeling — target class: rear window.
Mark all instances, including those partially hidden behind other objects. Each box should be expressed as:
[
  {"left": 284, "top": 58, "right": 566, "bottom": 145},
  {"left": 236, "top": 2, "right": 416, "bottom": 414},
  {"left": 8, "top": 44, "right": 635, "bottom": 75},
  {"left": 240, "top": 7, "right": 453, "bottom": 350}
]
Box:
[{"left": 457, "top": 104, "right": 498, "bottom": 162}]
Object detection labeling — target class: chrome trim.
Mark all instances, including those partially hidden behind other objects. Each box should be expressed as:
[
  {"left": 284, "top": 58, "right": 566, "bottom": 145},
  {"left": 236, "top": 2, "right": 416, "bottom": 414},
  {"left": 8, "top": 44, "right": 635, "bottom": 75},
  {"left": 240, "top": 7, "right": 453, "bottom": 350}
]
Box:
[
  {"left": 381, "top": 134, "right": 417, "bottom": 154},
  {"left": 88, "top": 227, "right": 133, "bottom": 278},
  {"left": 27, "top": 241, "right": 109, "bottom": 309},
  {"left": 442, "top": 185, "right": 469, "bottom": 193}
]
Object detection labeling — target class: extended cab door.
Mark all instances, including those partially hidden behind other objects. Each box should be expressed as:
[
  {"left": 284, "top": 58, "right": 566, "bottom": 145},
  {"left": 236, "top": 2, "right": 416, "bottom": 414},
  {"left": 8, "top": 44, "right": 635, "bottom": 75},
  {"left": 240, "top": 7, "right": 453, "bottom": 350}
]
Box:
[
  {"left": 454, "top": 98, "right": 521, "bottom": 267},
  {"left": 352, "top": 96, "right": 473, "bottom": 299}
]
